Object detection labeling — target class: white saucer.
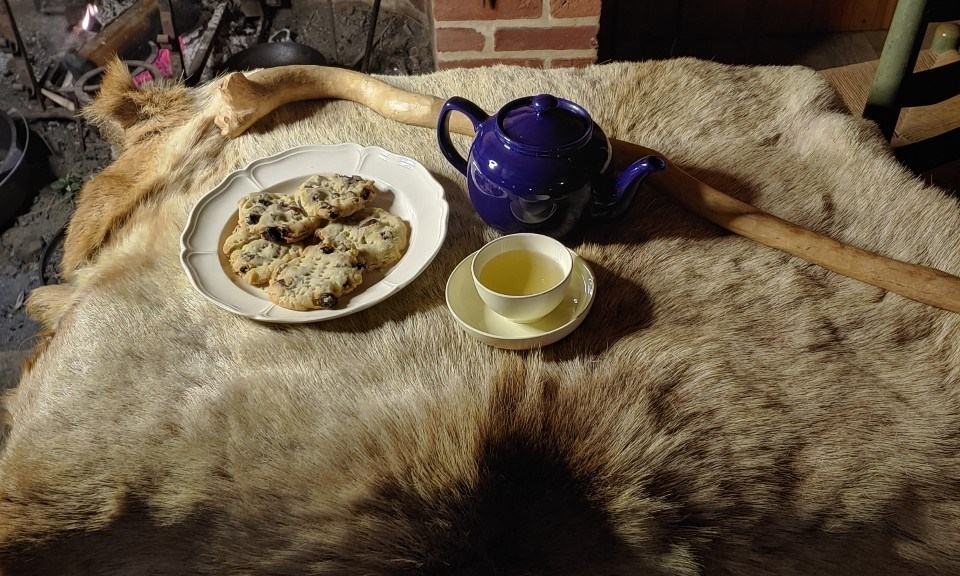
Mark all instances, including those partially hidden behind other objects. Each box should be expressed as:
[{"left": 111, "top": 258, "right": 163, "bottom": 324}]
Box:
[{"left": 445, "top": 249, "right": 596, "bottom": 350}]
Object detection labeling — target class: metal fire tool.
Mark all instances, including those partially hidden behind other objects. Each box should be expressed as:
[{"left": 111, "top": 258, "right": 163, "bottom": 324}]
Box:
[{"left": 0, "top": 0, "right": 44, "bottom": 107}]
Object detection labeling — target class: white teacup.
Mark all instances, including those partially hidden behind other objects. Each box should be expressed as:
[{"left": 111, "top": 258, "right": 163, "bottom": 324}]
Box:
[{"left": 471, "top": 233, "right": 574, "bottom": 323}]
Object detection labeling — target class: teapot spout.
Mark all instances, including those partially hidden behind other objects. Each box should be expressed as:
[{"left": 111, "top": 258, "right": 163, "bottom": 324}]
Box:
[{"left": 596, "top": 155, "right": 666, "bottom": 220}]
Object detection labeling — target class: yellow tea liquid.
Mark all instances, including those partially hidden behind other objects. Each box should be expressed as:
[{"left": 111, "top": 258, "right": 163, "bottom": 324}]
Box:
[{"left": 479, "top": 250, "right": 564, "bottom": 296}]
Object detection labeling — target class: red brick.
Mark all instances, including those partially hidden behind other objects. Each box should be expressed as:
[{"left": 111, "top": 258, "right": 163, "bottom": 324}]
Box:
[
  {"left": 494, "top": 25, "right": 599, "bottom": 51},
  {"left": 433, "top": 0, "right": 542, "bottom": 21},
  {"left": 438, "top": 58, "right": 545, "bottom": 70},
  {"left": 435, "top": 28, "right": 487, "bottom": 52},
  {"left": 550, "top": 0, "right": 601, "bottom": 18},
  {"left": 550, "top": 57, "right": 596, "bottom": 68}
]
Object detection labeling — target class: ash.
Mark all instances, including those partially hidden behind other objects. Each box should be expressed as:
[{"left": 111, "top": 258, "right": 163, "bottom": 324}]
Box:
[{"left": 0, "top": 0, "right": 433, "bottom": 390}]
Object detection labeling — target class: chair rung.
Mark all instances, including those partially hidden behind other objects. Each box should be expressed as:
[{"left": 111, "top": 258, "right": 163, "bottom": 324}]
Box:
[
  {"left": 902, "top": 60, "right": 960, "bottom": 107},
  {"left": 895, "top": 126, "right": 960, "bottom": 173}
]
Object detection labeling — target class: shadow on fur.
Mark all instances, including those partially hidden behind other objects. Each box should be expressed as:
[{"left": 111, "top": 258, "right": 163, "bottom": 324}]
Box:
[
  {"left": 297, "top": 360, "right": 686, "bottom": 576},
  {"left": 547, "top": 259, "right": 654, "bottom": 359},
  {"left": 0, "top": 507, "right": 216, "bottom": 575},
  {"left": 576, "top": 167, "right": 760, "bottom": 248}
]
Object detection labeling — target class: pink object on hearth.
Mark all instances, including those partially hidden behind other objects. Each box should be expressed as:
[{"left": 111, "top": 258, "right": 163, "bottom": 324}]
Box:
[{"left": 134, "top": 47, "right": 183, "bottom": 85}]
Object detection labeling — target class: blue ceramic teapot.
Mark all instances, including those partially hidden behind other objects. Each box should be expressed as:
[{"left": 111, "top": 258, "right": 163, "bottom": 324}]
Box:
[{"left": 437, "top": 94, "right": 665, "bottom": 237}]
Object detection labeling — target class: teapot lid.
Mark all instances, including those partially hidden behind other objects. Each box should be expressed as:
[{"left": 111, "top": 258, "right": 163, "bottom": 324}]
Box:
[{"left": 496, "top": 94, "right": 593, "bottom": 153}]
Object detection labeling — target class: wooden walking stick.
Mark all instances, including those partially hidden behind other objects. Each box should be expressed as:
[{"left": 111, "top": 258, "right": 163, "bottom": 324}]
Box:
[{"left": 213, "top": 65, "right": 960, "bottom": 314}]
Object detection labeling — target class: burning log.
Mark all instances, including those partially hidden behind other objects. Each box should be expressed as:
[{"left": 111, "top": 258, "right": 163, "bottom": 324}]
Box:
[
  {"left": 76, "top": 0, "right": 159, "bottom": 67},
  {"left": 73, "top": 0, "right": 193, "bottom": 64},
  {"left": 74, "top": 0, "right": 204, "bottom": 79}
]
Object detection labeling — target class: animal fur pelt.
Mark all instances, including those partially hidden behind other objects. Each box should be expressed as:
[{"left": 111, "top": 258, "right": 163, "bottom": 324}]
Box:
[{"left": 2, "top": 58, "right": 960, "bottom": 575}]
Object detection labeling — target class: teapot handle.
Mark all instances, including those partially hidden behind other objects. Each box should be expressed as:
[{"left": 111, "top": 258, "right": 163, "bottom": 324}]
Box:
[{"left": 437, "top": 97, "right": 489, "bottom": 177}]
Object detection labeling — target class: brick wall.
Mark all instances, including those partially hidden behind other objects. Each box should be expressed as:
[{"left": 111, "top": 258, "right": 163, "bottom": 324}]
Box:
[{"left": 431, "top": 0, "right": 601, "bottom": 70}]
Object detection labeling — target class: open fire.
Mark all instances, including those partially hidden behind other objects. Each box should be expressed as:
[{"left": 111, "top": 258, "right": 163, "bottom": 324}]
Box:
[
  {"left": 80, "top": 4, "right": 101, "bottom": 33},
  {"left": 2, "top": 0, "right": 431, "bottom": 113}
]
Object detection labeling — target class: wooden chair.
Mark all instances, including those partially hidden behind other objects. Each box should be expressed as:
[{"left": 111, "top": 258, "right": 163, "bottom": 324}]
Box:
[{"left": 820, "top": 0, "right": 960, "bottom": 176}]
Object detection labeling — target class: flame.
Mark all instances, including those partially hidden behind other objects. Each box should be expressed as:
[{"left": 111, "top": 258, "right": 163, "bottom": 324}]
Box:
[{"left": 81, "top": 4, "right": 99, "bottom": 31}]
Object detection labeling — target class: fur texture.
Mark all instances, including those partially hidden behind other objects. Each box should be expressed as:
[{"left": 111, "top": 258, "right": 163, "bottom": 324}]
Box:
[
  {"left": 59, "top": 58, "right": 197, "bottom": 278},
  {"left": 3, "top": 59, "right": 960, "bottom": 575}
]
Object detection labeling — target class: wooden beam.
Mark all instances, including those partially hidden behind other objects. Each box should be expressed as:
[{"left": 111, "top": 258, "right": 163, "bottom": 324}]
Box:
[{"left": 186, "top": 1, "right": 228, "bottom": 84}]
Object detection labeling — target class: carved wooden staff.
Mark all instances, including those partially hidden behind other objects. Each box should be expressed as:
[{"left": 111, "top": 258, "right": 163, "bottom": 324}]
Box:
[{"left": 213, "top": 65, "right": 960, "bottom": 313}]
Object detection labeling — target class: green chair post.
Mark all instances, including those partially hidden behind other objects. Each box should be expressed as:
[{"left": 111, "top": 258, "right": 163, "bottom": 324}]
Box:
[{"left": 864, "top": 0, "right": 930, "bottom": 140}]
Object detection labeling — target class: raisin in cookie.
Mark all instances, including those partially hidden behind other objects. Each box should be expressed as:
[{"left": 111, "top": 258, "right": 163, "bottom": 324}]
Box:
[
  {"left": 237, "top": 191, "right": 320, "bottom": 243},
  {"left": 295, "top": 174, "right": 377, "bottom": 220},
  {"left": 229, "top": 237, "right": 303, "bottom": 286},
  {"left": 266, "top": 243, "right": 364, "bottom": 310},
  {"left": 315, "top": 207, "right": 408, "bottom": 270}
]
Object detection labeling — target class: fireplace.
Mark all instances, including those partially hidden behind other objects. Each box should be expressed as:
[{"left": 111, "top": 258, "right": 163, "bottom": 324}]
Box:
[{"left": 0, "top": 0, "right": 604, "bottom": 114}]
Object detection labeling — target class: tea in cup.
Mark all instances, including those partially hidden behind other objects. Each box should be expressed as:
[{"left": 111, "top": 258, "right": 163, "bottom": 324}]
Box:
[{"left": 471, "top": 233, "right": 574, "bottom": 323}]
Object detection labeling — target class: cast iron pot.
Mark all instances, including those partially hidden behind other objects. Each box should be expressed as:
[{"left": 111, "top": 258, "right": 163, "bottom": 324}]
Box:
[
  {"left": 0, "top": 109, "right": 30, "bottom": 231},
  {"left": 215, "top": 42, "right": 327, "bottom": 75}
]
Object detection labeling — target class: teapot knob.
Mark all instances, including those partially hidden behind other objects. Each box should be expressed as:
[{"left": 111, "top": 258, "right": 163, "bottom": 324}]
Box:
[{"left": 531, "top": 94, "right": 558, "bottom": 112}]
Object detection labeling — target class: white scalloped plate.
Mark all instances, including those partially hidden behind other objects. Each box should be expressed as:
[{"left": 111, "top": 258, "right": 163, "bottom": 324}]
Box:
[{"left": 180, "top": 144, "right": 448, "bottom": 322}]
